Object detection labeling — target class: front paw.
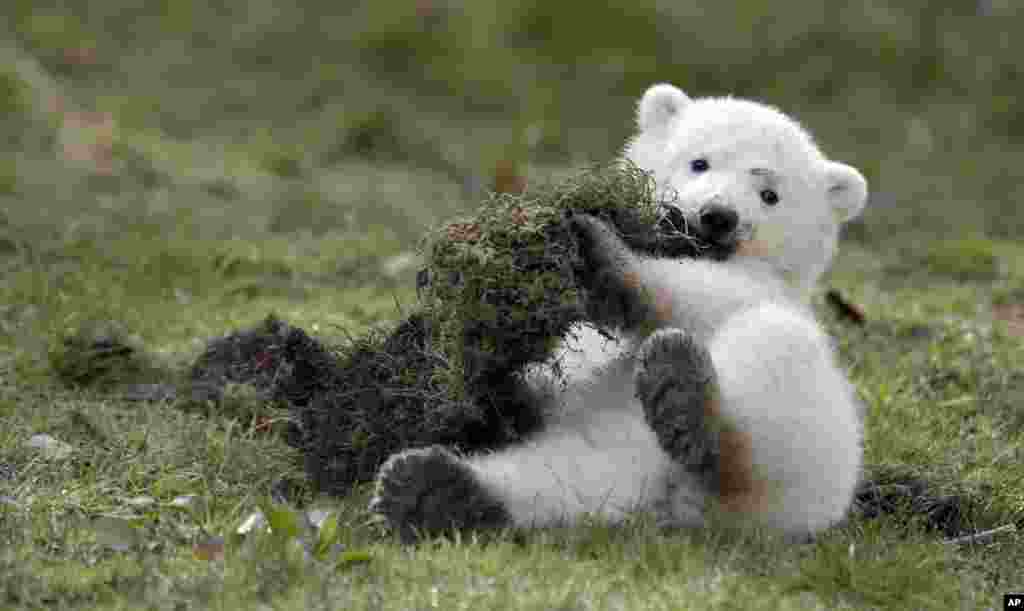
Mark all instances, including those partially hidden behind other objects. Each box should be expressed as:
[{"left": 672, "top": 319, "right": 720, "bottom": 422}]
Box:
[
  {"left": 369, "top": 446, "right": 509, "bottom": 542},
  {"left": 566, "top": 214, "right": 650, "bottom": 330},
  {"left": 567, "top": 213, "right": 632, "bottom": 274},
  {"left": 635, "top": 329, "right": 720, "bottom": 476}
]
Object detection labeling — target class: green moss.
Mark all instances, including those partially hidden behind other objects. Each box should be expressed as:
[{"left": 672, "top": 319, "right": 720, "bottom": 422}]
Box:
[
  {"left": 48, "top": 318, "right": 170, "bottom": 390},
  {"left": 283, "top": 164, "right": 719, "bottom": 493},
  {"left": 421, "top": 162, "right": 666, "bottom": 399}
]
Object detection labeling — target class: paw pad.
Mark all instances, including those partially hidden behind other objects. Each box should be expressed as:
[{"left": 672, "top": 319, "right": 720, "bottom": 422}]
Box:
[
  {"left": 370, "top": 446, "right": 508, "bottom": 542},
  {"left": 636, "top": 329, "right": 715, "bottom": 396},
  {"left": 635, "top": 329, "right": 720, "bottom": 476}
]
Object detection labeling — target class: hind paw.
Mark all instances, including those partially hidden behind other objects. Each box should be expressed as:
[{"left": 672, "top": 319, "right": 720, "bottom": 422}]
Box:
[
  {"left": 369, "top": 446, "right": 508, "bottom": 542},
  {"left": 635, "top": 329, "right": 720, "bottom": 475}
]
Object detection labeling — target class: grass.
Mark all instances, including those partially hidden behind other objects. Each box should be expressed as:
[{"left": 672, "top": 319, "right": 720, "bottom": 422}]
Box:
[
  {"left": 4, "top": 172, "right": 1023, "bottom": 611},
  {"left": 2, "top": 0, "right": 1024, "bottom": 608}
]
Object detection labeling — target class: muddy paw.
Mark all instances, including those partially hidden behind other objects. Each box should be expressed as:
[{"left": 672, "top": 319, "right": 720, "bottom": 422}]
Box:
[
  {"left": 635, "top": 328, "right": 720, "bottom": 477},
  {"left": 566, "top": 213, "right": 651, "bottom": 331},
  {"left": 369, "top": 446, "right": 508, "bottom": 542}
]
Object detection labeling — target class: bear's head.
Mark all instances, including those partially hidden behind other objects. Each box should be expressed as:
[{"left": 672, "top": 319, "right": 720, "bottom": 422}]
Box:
[{"left": 624, "top": 84, "right": 868, "bottom": 289}]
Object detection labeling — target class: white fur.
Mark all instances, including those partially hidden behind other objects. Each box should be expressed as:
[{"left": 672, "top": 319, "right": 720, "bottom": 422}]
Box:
[{"left": 464, "top": 84, "right": 867, "bottom": 537}]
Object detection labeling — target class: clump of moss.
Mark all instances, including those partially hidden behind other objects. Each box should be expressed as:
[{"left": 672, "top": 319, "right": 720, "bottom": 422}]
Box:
[
  {"left": 421, "top": 161, "right": 722, "bottom": 400},
  {"left": 49, "top": 319, "right": 168, "bottom": 390},
  {"left": 853, "top": 465, "right": 977, "bottom": 537},
  {"left": 288, "top": 163, "right": 720, "bottom": 493},
  {"left": 287, "top": 314, "right": 548, "bottom": 494},
  {"left": 161, "top": 164, "right": 719, "bottom": 494},
  {"left": 183, "top": 314, "right": 301, "bottom": 414}
]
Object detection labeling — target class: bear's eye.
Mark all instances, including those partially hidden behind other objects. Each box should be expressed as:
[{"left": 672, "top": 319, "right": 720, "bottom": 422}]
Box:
[
  {"left": 760, "top": 189, "right": 780, "bottom": 206},
  {"left": 690, "top": 158, "right": 710, "bottom": 173}
]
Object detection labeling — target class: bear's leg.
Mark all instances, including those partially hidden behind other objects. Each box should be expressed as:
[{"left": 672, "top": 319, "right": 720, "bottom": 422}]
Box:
[
  {"left": 638, "top": 327, "right": 803, "bottom": 528},
  {"left": 706, "top": 303, "right": 862, "bottom": 533},
  {"left": 634, "top": 328, "right": 721, "bottom": 486},
  {"left": 465, "top": 407, "right": 673, "bottom": 529},
  {"left": 370, "top": 446, "right": 510, "bottom": 543},
  {"left": 371, "top": 413, "right": 672, "bottom": 539}
]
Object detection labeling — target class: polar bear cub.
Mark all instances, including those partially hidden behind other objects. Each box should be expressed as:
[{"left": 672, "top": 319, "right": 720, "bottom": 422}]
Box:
[{"left": 370, "top": 84, "right": 868, "bottom": 540}]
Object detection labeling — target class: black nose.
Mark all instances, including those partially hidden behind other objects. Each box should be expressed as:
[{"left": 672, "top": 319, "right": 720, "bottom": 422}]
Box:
[{"left": 698, "top": 204, "right": 739, "bottom": 242}]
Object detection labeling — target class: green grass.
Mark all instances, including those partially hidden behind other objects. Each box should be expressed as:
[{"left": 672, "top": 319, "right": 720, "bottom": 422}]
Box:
[
  {"left": 2, "top": 1, "right": 1024, "bottom": 608},
  {"left": 3, "top": 178, "right": 1023, "bottom": 611}
]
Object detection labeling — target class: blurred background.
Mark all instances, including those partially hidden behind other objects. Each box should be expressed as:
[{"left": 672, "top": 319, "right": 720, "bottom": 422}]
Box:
[{"left": 2, "top": 1, "right": 1022, "bottom": 283}]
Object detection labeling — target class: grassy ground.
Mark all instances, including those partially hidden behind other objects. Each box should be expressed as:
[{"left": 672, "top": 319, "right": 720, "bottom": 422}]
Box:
[
  {"left": 3, "top": 1, "right": 1024, "bottom": 609},
  {"left": 7, "top": 226, "right": 1024, "bottom": 611}
]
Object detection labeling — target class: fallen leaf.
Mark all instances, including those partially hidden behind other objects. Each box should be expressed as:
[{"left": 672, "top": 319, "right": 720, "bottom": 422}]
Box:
[
  {"left": 993, "top": 302, "right": 1024, "bottom": 337},
  {"left": 193, "top": 536, "right": 225, "bottom": 561},
  {"left": 61, "top": 46, "right": 98, "bottom": 68},
  {"left": 254, "top": 416, "right": 274, "bottom": 434},
  {"left": 58, "top": 109, "right": 117, "bottom": 175},
  {"left": 493, "top": 159, "right": 526, "bottom": 195}
]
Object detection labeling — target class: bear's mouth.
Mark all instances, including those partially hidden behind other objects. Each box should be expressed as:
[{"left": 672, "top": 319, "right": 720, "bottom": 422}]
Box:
[{"left": 654, "top": 204, "right": 739, "bottom": 261}]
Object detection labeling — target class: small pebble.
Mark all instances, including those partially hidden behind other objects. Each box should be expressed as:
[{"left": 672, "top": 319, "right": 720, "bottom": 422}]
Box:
[{"left": 24, "top": 434, "right": 73, "bottom": 460}]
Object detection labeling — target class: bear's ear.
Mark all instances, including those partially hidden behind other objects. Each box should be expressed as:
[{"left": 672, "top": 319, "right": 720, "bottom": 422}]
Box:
[
  {"left": 637, "top": 84, "right": 692, "bottom": 134},
  {"left": 823, "top": 161, "right": 868, "bottom": 223}
]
